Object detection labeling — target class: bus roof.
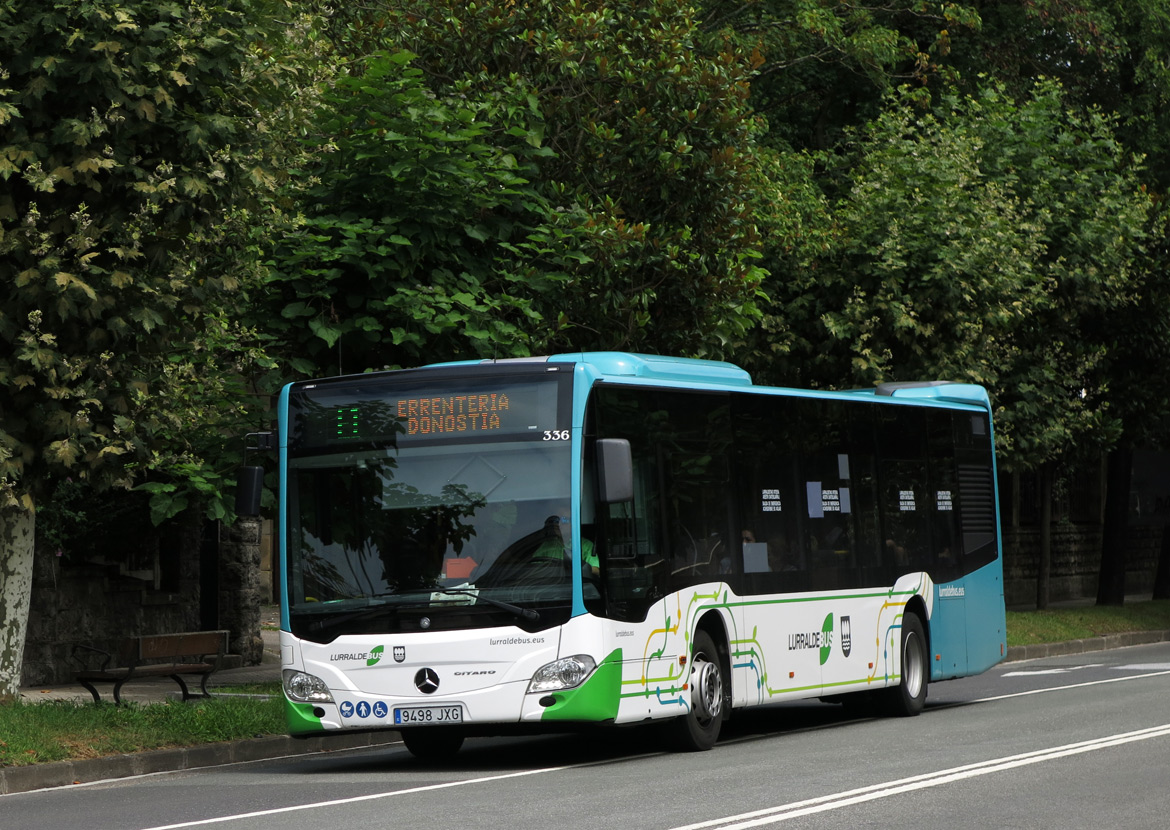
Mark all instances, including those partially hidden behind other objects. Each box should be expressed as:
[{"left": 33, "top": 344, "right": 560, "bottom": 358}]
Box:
[
  {"left": 429, "top": 352, "right": 754, "bottom": 386},
  {"left": 844, "top": 380, "right": 992, "bottom": 409},
  {"left": 425, "top": 352, "right": 989, "bottom": 408}
]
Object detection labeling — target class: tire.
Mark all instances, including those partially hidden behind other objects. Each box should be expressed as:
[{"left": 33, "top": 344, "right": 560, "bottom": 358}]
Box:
[
  {"left": 401, "top": 727, "right": 465, "bottom": 761},
  {"left": 884, "top": 611, "right": 928, "bottom": 716},
  {"left": 666, "top": 629, "right": 726, "bottom": 751}
]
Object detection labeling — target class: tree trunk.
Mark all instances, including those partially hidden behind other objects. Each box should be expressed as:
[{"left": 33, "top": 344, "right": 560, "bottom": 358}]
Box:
[
  {"left": 1153, "top": 525, "right": 1170, "bottom": 600},
  {"left": 0, "top": 504, "right": 35, "bottom": 702},
  {"left": 1036, "top": 465, "right": 1053, "bottom": 610},
  {"left": 1097, "top": 445, "right": 1133, "bottom": 607}
]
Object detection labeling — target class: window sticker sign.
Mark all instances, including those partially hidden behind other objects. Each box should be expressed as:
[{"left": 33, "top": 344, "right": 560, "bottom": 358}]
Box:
[{"left": 807, "top": 482, "right": 851, "bottom": 517}]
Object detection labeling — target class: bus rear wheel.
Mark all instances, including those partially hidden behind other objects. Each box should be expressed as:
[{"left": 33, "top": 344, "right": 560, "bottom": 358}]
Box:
[
  {"left": 667, "top": 629, "right": 725, "bottom": 751},
  {"left": 401, "top": 727, "right": 465, "bottom": 761},
  {"left": 884, "top": 611, "right": 927, "bottom": 716}
]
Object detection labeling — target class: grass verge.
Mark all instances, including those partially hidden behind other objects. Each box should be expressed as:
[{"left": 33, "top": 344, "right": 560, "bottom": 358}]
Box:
[
  {"left": 1006, "top": 599, "right": 1170, "bottom": 647},
  {"left": 0, "top": 694, "right": 285, "bottom": 768}
]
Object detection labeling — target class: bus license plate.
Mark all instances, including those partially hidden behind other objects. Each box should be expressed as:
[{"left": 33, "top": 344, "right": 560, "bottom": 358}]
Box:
[{"left": 394, "top": 705, "right": 463, "bottom": 725}]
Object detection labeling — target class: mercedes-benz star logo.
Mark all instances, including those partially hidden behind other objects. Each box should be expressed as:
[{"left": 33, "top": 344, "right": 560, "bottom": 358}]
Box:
[{"left": 414, "top": 668, "right": 440, "bottom": 694}]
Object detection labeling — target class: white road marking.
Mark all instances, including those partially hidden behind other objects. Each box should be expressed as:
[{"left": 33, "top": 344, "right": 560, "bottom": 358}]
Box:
[
  {"left": 1002, "top": 663, "right": 1102, "bottom": 677},
  {"left": 974, "top": 669, "right": 1170, "bottom": 703},
  {"left": 139, "top": 766, "right": 570, "bottom": 829},
  {"left": 669, "top": 724, "right": 1170, "bottom": 829}
]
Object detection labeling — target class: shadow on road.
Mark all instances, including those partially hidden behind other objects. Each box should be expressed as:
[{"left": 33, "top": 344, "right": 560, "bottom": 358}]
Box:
[{"left": 276, "top": 699, "right": 881, "bottom": 778}]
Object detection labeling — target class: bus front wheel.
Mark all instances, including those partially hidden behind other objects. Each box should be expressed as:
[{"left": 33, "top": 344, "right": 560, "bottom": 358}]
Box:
[
  {"left": 667, "top": 629, "right": 725, "bottom": 751},
  {"left": 885, "top": 611, "right": 927, "bottom": 716}
]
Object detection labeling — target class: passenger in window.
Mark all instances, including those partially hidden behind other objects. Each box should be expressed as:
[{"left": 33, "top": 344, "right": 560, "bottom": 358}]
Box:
[{"left": 886, "top": 538, "right": 908, "bottom": 567}]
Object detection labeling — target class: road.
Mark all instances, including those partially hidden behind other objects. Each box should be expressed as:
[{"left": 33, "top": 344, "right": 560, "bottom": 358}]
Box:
[{"left": 7, "top": 642, "right": 1170, "bottom": 830}]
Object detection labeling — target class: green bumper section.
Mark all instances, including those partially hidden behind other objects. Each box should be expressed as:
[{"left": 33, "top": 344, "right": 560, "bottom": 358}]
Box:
[
  {"left": 540, "top": 649, "right": 622, "bottom": 723},
  {"left": 286, "top": 699, "right": 326, "bottom": 735}
]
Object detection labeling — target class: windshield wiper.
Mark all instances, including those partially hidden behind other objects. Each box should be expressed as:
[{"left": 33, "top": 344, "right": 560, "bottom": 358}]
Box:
[
  {"left": 302, "top": 588, "right": 539, "bottom": 634},
  {"left": 430, "top": 587, "right": 539, "bottom": 621}
]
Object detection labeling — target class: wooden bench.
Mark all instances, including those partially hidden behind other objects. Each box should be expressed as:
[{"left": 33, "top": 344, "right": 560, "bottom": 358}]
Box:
[{"left": 71, "top": 630, "right": 229, "bottom": 705}]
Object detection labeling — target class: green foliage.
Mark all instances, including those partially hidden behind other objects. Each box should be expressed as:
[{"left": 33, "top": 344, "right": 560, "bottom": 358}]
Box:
[
  {"left": 754, "top": 78, "right": 1150, "bottom": 471},
  {"left": 292, "top": 0, "right": 771, "bottom": 364},
  {"left": 264, "top": 50, "right": 555, "bottom": 374},
  {"left": 700, "top": 0, "right": 983, "bottom": 151},
  {"left": 939, "top": 0, "right": 1170, "bottom": 190},
  {"left": 0, "top": 0, "right": 294, "bottom": 519}
]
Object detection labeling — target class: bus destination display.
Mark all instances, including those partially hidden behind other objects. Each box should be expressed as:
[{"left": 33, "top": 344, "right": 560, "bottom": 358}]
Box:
[
  {"left": 395, "top": 391, "right": 515, "bottom": 436},
  {"left": 291, "top": 375, "right": 566, "bottom": 450}
]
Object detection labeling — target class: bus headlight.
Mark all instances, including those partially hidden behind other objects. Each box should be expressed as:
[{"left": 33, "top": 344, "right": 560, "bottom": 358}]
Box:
[
  {"left": 528, "top": 655, "right": 596, "bottom": 693},
  {"left": 283, "top": 669, "right": 335, "bottom": 703}
]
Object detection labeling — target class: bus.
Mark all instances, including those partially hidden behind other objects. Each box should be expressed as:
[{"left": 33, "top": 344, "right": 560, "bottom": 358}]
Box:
[{"left": 256, "top": 352, "right": 1006, "bottom": 759}]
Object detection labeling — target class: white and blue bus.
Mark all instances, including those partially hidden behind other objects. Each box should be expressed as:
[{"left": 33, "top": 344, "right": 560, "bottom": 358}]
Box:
[{"left": 266, "top": 353, "right": 1005, "bottom": 759}]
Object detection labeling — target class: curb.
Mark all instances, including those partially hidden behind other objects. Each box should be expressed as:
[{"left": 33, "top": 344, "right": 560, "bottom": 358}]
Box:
[
  {"left": 1005, "top": 629, "right": 1170, "bottom": 663},
  {"left": 0, "top": 731, "right": 401, "bottom": 796}
]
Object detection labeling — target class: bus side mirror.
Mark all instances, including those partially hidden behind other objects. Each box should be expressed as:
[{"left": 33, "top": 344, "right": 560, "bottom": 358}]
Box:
[
  {"left": 235, "top": 431, "right": 275, "bottom": 517},
  {"left": 235, "top": 466, "right": 265, "bottom": 517},
  {"left": 596, "top": 438, "right": 633, "bottom": 504}
]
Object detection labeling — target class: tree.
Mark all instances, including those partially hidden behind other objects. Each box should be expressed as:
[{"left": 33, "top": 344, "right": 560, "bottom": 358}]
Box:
[
  {"left": 941, "top": 0, "right": 1170, "bottom": 188},
  {"left": 938, "top": 1, "right": 1170, "bottom": 604},
  {"left": 748, "top": 79, "right": 1150, "bottom": 605},
  {"left": 698, "top": 0, "right": 982, "bottom": 151},
  {"left": 0, "top": 0, "right": 296, "bottom": 699},
  {"left": 287, "top": 0, "right": 773, "bottom": 363},
  {"left": 262, "top": 50, "right": 559, "bottom": 375},
  {"left": 1090, "top": 200, "right": 1170, "bottom": 605}
]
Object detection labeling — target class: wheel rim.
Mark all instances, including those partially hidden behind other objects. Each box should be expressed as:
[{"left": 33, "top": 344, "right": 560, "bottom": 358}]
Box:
[
  {"left": 691, "top": 654, "right": 723, "bottom": 723},
  {"left": 903, "top": 630, "right": 924, "bottom": 698}
]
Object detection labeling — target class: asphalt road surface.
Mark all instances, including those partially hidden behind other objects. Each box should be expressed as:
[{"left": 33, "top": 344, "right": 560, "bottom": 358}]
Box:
[{"left": 7, "top": 642, "right": 1170, "bottom": 830}]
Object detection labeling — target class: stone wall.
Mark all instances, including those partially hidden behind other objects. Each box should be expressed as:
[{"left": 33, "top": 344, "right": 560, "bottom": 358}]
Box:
[
  {"left": 21, "top": 552, "right": 201, "bottom": 687},
  {"left": 1002, "top": 524, "right": 1163, "bottom": 608},
  {"left": 21, "top": 514, "right": 266, "bottom": 686}
]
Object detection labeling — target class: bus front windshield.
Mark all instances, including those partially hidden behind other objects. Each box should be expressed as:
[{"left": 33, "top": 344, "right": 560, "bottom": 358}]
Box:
[{"left": 286, "top": 441, "right": 576, "bottom": 642}]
